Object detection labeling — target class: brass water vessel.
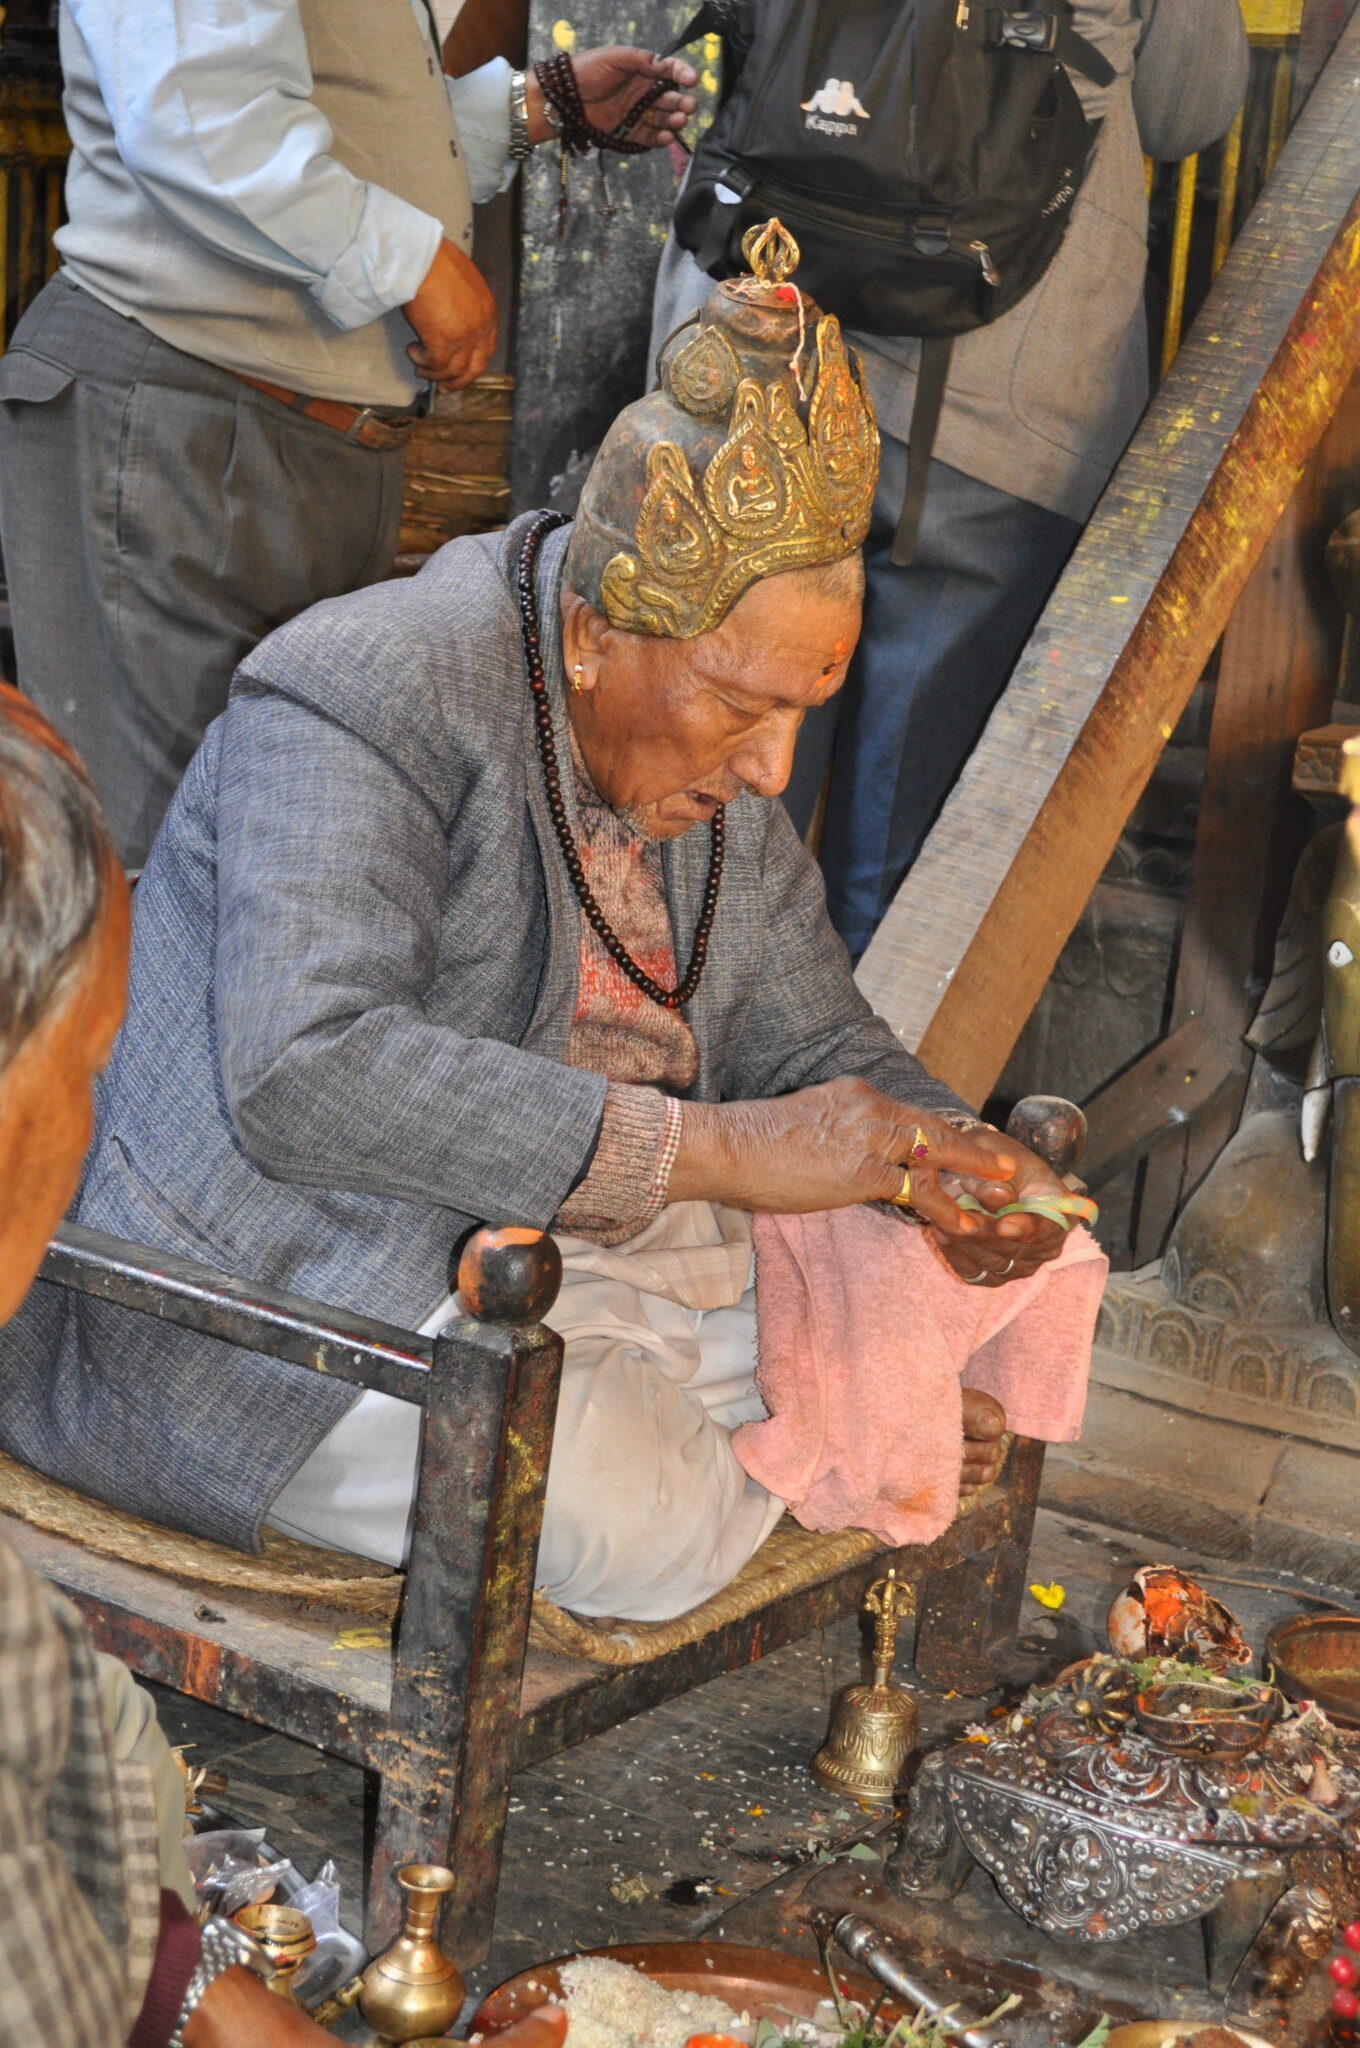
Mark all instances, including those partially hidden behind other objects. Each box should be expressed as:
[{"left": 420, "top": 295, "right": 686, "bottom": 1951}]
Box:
[
  {"left": 359, "top": 1863, "right": 465, "bottom": 2043},
  {"left": 813, "top": 1570, "right": 918, "bottom": 1806},
  {"left": 231, "top": 1901, "right": 316, "bottom": 2000}
]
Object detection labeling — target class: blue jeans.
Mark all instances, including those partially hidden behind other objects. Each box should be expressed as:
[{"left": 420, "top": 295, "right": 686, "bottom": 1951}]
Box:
[{"left": 784, "top": 438, "right": 1080, "bottom": 963}]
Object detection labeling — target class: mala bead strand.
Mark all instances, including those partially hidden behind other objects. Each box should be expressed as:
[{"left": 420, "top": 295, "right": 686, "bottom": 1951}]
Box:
[
  {"left": 532, "top": 53, "right": 670, "bottom": 155},
  {"left": 532, "top": 52, "right": 671, "bottom": 232},
  {"left": 515, "top": 510, "right": 724, "bottom": 1012}
]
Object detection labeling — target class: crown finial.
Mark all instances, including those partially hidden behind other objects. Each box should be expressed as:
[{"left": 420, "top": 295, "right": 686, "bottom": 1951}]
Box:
[{"left": 741, "top": 217, "right": 801, "bottom": 289}]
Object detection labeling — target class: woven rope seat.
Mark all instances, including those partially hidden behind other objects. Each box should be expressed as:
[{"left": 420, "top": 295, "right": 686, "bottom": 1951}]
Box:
[
  {"left": 0, "top": 1446, "right": 999, "bottom": 1667},
  {"left": 0, "top": 1445, "right": 974, "bottom": 1664}
]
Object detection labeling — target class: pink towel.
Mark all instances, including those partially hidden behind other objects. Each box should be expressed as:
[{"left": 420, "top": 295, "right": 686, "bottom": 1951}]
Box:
[{"left": 733, "top": 1206, "right": 1107, "bottom": 1546}]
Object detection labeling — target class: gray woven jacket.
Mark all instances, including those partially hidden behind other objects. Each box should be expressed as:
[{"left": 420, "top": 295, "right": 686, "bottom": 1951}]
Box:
[{"left": 0, "top": 520, "right": 964, "bottom": 1550}]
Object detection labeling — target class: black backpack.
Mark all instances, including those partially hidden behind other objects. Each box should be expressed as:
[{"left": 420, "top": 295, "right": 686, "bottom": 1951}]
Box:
[{"left": 669, "top": 0, "right": 1113, "bottom": 559}]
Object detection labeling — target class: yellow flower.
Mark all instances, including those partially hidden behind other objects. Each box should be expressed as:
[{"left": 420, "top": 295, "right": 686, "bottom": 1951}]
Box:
[{"left": 1028, "top": 1581, "right": 1066, "bottom": 1611}]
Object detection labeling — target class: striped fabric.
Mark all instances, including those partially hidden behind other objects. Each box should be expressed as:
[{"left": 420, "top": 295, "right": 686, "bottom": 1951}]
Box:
[{"left": 0, "top": 1538, "right": 161, "bottom": 2046}]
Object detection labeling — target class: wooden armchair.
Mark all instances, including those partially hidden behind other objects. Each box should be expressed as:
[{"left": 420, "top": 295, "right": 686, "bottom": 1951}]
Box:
[{"left": 4, "top": 1135, "right": 1065, "bottom": 1958}]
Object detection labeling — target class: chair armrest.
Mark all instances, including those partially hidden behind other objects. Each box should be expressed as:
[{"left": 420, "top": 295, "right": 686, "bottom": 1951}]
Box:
[{"left": 41, "top": 1221, "right": 434, "bottom": 1402}]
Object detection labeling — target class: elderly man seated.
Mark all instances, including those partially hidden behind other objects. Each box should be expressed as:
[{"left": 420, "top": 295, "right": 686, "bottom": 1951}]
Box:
[{"left": 0, "top": 226, "right": 1103, "bottom": 1624}]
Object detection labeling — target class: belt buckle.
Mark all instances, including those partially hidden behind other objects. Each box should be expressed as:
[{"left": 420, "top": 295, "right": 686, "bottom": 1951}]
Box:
[
  {"left": 346, "top": 405, "right": 386, "bottom": 447},
  {"left": 347, "top": 405, "right": 420, "bottom": 451}
]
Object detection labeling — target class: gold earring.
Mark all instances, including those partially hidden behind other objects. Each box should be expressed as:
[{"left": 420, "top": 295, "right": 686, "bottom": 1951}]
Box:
[{"left": 571, "top": 664, "right": 585, "bottom": 694}]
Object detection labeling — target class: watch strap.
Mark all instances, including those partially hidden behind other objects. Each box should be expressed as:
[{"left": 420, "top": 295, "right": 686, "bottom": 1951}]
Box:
[{"left": 168, "top": 1918, "right": 273, "bottom": 2046}]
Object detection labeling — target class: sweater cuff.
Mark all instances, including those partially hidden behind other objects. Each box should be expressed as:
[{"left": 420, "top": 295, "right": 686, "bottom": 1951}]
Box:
[
  {"left": 129, "top": 1891, "right": 201, "bottom": 2048},
  {"left": 554, "top": 1085, "right": 683, "bottom": 1244}
]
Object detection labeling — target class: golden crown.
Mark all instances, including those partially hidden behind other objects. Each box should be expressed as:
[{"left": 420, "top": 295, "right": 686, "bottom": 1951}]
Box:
[{"left": 599, "top": 223, "right": 879, "bottom": 639}]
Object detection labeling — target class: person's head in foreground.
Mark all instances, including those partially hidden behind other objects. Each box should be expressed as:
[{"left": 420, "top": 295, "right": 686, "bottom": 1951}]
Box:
[
  {"left": 0, "top": 224, "right": 1085, "bottom": 1632},
  {"left": 0, "top": 683, "right": 129, "bottom": 1319}
]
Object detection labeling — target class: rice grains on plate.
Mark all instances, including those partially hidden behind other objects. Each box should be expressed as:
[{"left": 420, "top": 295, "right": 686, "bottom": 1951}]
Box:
[{"left": 556, "top": 1956, "right": 745, "bottom": 2048}]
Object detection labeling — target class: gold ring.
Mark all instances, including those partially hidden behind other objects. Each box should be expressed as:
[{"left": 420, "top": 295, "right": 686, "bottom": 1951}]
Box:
[
  {"left": 892, "top": 1168, "right": 912, "bottom": 1207},
  {"left": 909, "top": 1126, "right": 931, "bottom": 1162}
]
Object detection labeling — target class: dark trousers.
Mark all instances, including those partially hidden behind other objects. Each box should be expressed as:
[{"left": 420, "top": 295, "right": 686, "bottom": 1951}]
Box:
[
  {"left": 784, "top": 434, "right": 1080, "bottom": 963},
  {"left": 0, "top": 275, "right": 406, "bottom": 867}
]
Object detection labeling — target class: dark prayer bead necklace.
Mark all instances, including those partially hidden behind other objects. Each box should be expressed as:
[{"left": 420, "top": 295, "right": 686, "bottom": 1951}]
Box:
[{"left": 514, "top": 510, "right": 725, "bottom": 1012}]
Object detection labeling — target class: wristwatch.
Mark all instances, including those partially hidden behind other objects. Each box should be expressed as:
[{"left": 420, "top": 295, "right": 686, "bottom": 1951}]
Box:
[
  {"left": 509, "top": 68, "right": 532, "bottom": 159},
  {"left": 168, "top": 1917, "right": 274, "bottom": 2046}
]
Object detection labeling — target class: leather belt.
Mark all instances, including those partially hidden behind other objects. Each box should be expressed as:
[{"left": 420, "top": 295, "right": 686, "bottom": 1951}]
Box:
[{"left": 232, "top": 372, "right": 425, "bottom": 451}]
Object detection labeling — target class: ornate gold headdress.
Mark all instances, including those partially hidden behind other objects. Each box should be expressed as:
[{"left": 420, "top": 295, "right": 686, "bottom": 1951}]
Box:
[{"left": 566, "top": 221, "right": 879, "bottom": 640}]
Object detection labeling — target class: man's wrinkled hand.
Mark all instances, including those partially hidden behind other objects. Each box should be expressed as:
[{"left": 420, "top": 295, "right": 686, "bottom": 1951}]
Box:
[
  {"left": 403, "top": 237, "right": 498, "bottom": 392},
  {"left": 669, "top": 1079, "right": 1025, "bottom": 1220},
  {"left": 928, "top": 1139, "right": 1070, "bottom": 1287},
  {"left": 526, "top": 47, "right": 699, "bottom": 145}
]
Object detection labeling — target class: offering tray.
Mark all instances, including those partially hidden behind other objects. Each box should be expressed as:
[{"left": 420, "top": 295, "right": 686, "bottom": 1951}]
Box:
[
  {"left": 473, "top": 1940, "right": 902, "bottom": 2034},
  {"left": 888, "top": 1670, "right": 1360, "bottom": 2025}
]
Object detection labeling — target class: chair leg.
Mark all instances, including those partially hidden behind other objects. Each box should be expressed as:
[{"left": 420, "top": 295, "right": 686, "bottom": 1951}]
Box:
[
  {"left": 366, "top": 1315, "right": 562, "bottom": 1961},
  {"left": 913, "top": 1436, "right": 1045, "bottom": 1695}
]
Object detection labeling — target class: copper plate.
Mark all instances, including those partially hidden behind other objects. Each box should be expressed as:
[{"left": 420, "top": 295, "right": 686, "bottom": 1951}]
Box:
[
  {"left": 1265, "top": 1612, "right": 1360, "bottom": 1728},
  {"left": 473, "top": 1941, "right": 903, "bottom": 2035},
  {"left": 1104, "top": 2026, "right": 1272, "bottom": 2048}
]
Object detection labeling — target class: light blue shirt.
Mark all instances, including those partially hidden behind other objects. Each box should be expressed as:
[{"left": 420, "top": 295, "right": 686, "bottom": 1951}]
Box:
[{"left": 58, "top": 0, "right": 514, "bottom": 334}]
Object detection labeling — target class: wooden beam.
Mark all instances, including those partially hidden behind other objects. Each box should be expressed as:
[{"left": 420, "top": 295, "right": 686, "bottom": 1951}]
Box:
[
  {"left": 1128, "top": 371, "right": 1360, "bottom": 1255},
  {"left": 1075, "top": 1018, "right": 1243, "bottom": 1190},
  {"left": 855, "top": 16, "right": 1360, "bottom": 1109}
]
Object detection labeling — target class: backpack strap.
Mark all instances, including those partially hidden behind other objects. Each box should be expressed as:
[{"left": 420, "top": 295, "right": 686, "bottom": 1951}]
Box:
[
  {"left": 891, "top": 337, "right": 954, "bottom": 568},
  {"left": 965, "top": 6, "right": 1116, "bottom": 87},
  {"left": 663, "top": 0, "right": 751, "bottom": 55}
]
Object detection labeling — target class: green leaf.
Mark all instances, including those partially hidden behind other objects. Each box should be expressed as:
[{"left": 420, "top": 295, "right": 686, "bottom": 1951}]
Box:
[{"left": 1075, "top": 2018, "right": 1112, "bottom": 2048}]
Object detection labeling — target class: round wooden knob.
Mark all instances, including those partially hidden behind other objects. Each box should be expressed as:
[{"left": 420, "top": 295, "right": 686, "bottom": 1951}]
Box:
[
  {"left": 453, "top": 1226, "right": 562, "bottom": 1323},
  {"left": 1005, "top": 1095, "right": 1088, "bottom": 1177}
]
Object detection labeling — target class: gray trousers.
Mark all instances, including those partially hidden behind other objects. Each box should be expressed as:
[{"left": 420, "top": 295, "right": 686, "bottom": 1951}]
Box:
[{"left": 0, "top": 275, "right": 406, "bottom": 867}]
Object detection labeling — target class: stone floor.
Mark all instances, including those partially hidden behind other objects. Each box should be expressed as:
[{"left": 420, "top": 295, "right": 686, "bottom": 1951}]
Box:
[{"left": 149, "top": 1505, "right": 1358, "bottom": 2035}]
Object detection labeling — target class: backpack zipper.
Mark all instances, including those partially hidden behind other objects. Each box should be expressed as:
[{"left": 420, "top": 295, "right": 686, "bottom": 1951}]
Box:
[
  {"left": 715, "top": 167, "right": 1002, "bottom": 282},
  {"left": 725, "top": 169, "right": 966, "bottom": 256},
  {"left": 970, "top": 239, "right": 999, "bottom": 286}
]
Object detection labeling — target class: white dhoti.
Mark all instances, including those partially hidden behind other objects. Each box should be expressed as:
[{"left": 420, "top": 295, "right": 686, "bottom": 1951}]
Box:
[{"left": 266, "top": 1203, "right": 786, "bottom": 1621}]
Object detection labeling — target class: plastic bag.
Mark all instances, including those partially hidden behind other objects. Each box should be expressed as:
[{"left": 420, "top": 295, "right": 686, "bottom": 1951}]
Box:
[
  {"left": 292, "top": 1859, "right": 342, "bottom": 1938},
  {"left": 184, "top": 1829, "right": 295, "bottom": 1915}
]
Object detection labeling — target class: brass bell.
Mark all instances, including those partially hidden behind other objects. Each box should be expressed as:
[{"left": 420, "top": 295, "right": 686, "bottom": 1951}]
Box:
[{"left": 812, "top": 1570, "right": 918, "bottom": 1807}]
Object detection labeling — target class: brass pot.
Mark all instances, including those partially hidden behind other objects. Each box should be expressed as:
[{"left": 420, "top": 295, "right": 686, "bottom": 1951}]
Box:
[
  {"left": 231, "top": 1901, "right": 317, "bottom": 1999},
  {"left": 1132, "top": 1681, "right": 1282, "bottom": 1760},
  {"left": 360, "top": 1864, "right": 465, "bottom": 2044}
]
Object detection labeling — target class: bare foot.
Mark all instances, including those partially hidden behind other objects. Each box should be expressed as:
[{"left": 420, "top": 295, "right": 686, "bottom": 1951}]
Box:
[{"left": 959, "top": 1386, "right": 1007, "bottom": 1498}]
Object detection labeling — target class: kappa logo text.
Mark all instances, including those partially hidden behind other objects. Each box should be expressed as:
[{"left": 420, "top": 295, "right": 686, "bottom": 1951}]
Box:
[{"left": 800, "top": 77, "right": 870, "bottom": 136}]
